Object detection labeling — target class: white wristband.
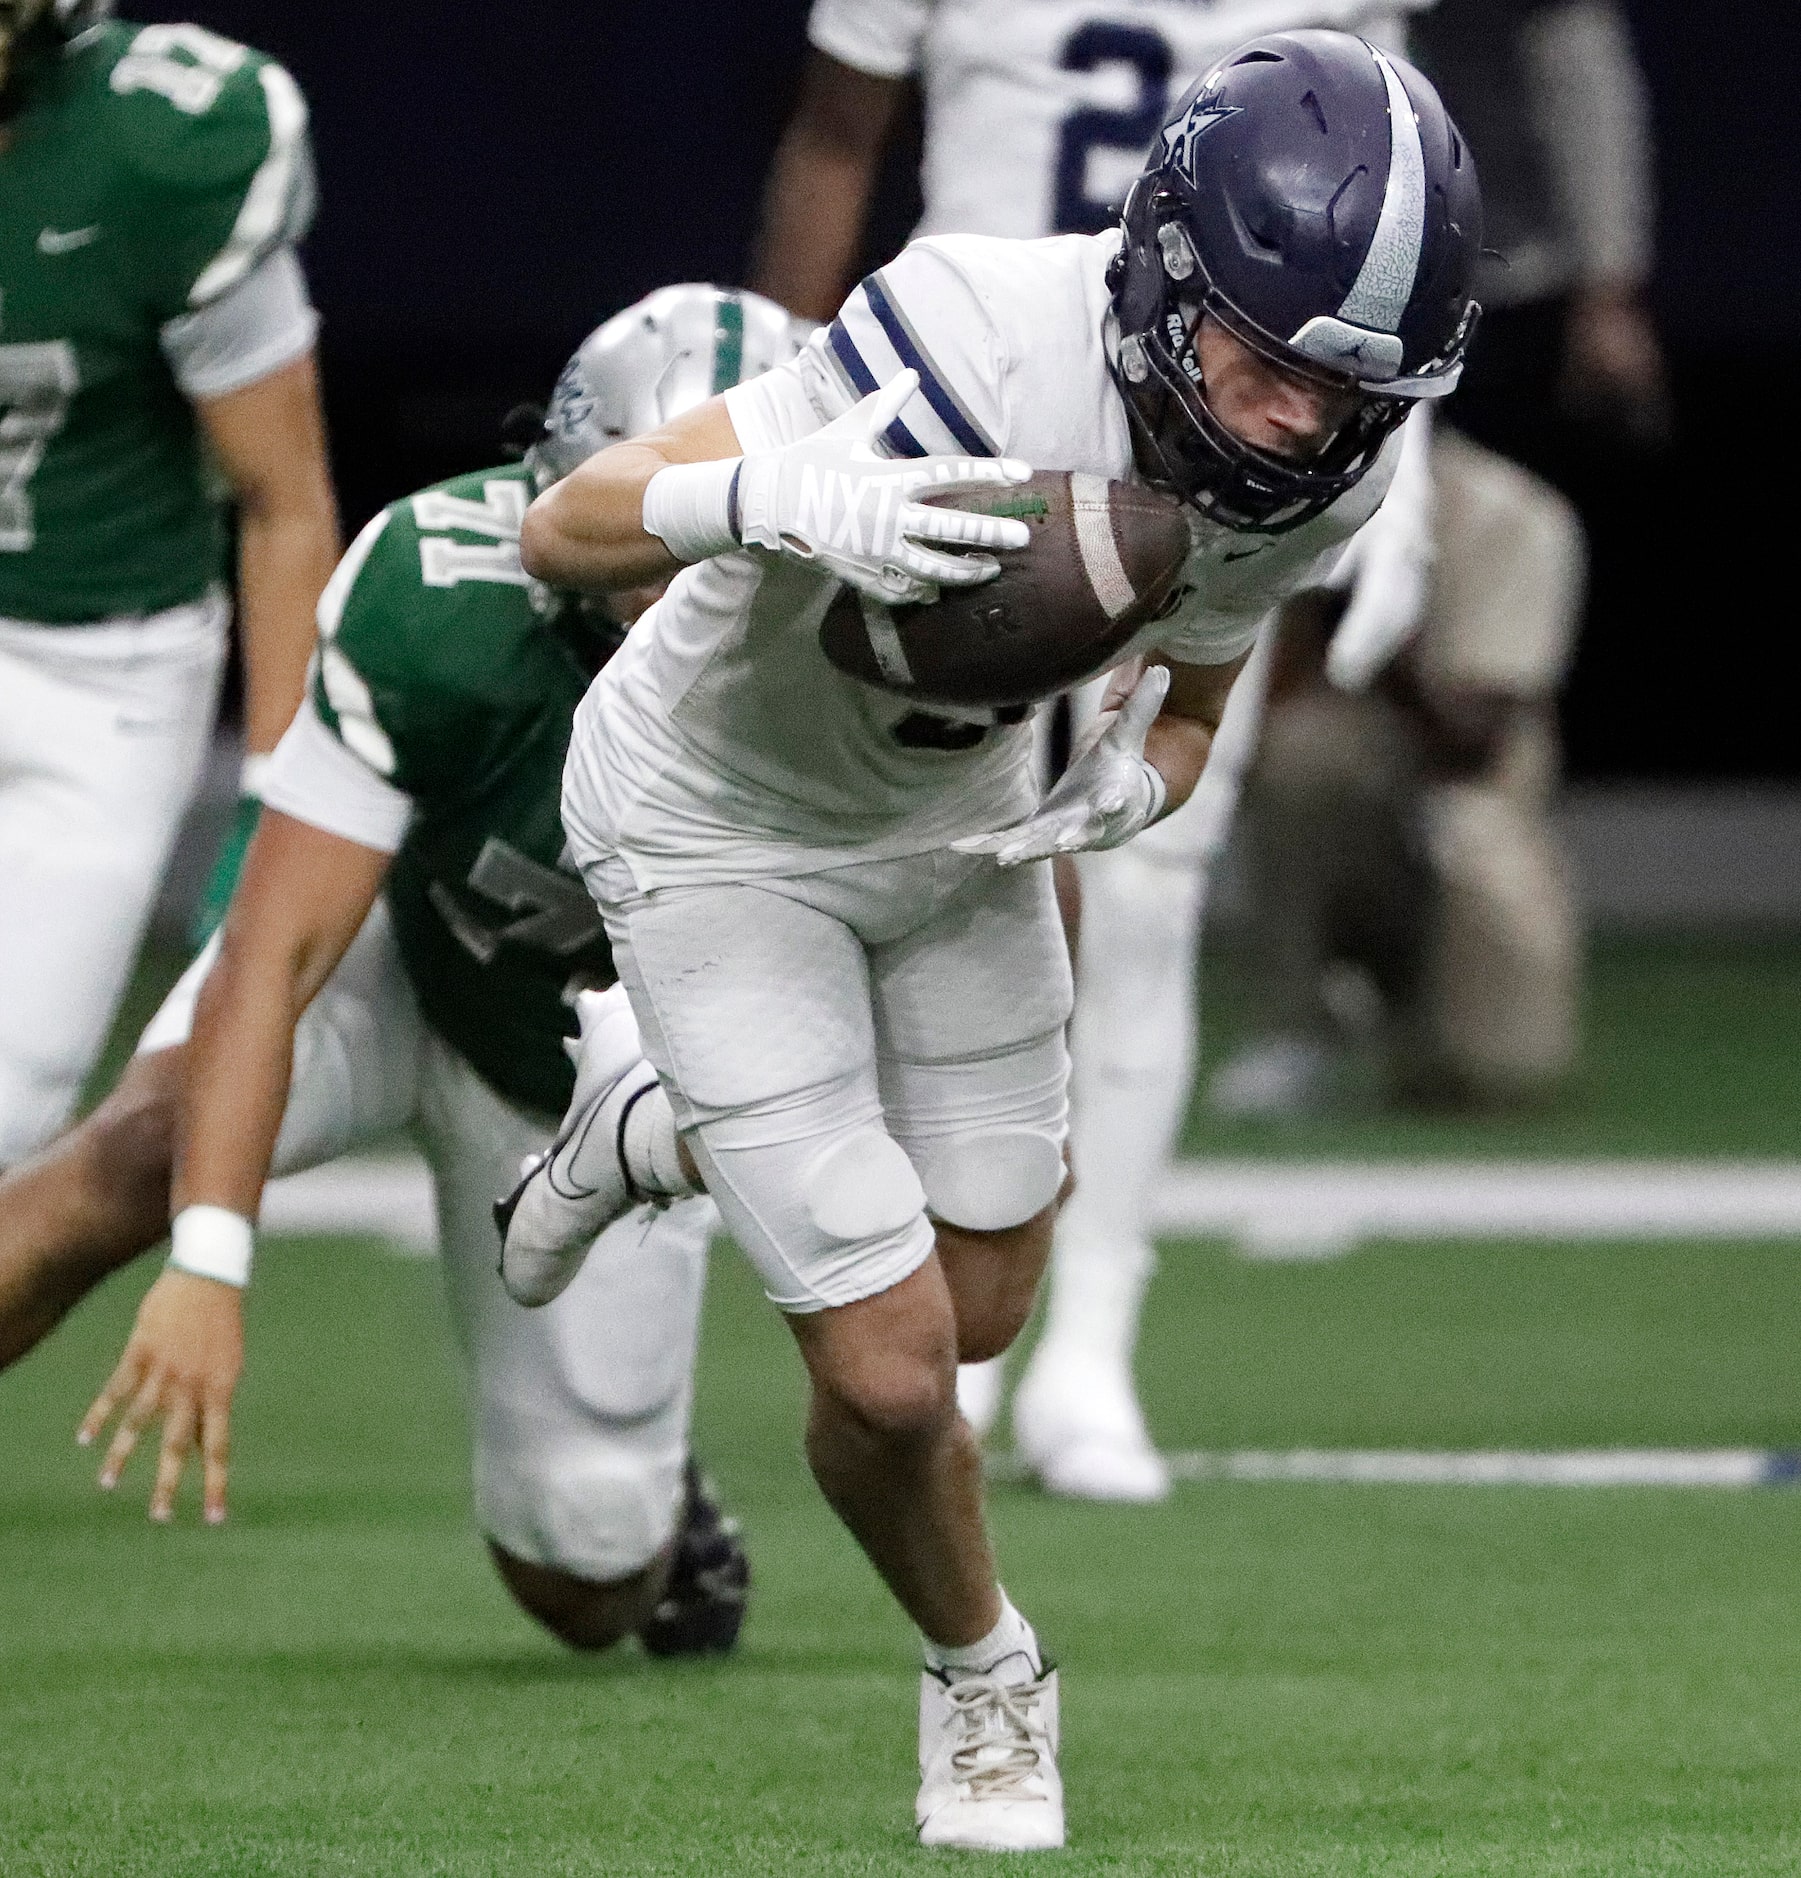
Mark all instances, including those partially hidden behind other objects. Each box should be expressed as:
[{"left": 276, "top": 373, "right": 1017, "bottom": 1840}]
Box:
[
  {"left": 167, "top": 1205, "right": 255, "bottom": 1289},
  {"left": 641, "top": 458, "right": 743, "bottom": 564}
]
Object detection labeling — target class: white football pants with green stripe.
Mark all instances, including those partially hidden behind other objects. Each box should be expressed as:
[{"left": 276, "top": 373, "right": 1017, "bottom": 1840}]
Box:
[
  {"left": 139, "top": 904, "right": 714, "bottom": 1583},
  {"left": 0, "top": 594, "right": 226, "bottom": 1165}
]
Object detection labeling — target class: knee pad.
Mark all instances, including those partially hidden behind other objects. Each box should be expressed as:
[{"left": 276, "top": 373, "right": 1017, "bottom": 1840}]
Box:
[
  {"left": 475, "top": 1422, "right": 686, "bottom": 1583},
  {"left": 913, "top": 1127, "right": 1065, "bottom": 1233},
  {"left": 801, "top": 1127, "right": 926, "bottom": 1242}
]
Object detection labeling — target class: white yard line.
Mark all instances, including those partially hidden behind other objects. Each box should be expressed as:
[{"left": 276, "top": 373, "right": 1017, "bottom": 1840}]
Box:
[
  {"left": 1156, "top": 1159, "right": 1801, "bottom": 1259},
  {"left": 261, "top": 1153, "right": 1801, "bottom": 1262},
  {"left": 1160, "top": 1448, "right": 1800, "bottom": 1488}
]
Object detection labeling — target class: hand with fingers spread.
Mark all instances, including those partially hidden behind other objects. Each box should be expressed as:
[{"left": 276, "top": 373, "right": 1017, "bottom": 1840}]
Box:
[
  {"left": 953, "top": 662, "right": 1172, "bottom": 867},
  {"left": 79, "top": 1269, "right": 243, "bottom": 1525},
  {"left": 644, "top": 369, "right": 1034, "bottom": 605},
  {"left": 738, "top": 371, "right": 1032, "bottom": 602}
]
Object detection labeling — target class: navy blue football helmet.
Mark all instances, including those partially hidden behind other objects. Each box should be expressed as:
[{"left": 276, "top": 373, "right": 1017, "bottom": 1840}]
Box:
[{"left": 1109, "top": 31, "right": 1481, "bottom": 532}]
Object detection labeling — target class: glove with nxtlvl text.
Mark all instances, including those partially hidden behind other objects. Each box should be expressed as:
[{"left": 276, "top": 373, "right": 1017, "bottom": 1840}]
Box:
[
  {"left": 642, "top": 370, "right": 1033, "bottom": 606},
  {"left": 953, "top": 662, "right": 1172, "bottom": 867}
]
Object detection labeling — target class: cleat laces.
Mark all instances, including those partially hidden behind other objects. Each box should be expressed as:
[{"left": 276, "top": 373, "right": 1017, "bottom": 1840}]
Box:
[{"left": 942, "top": 1676, "right": 1050, "bottom": 1802}]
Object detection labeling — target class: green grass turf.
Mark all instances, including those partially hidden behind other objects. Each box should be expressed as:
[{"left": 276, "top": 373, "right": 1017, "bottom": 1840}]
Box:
[
  {"left": 3, "top": 1218, "right": 1800, "bottom": 1874},
  {"left": 1188, "top": 935, "right": 1801, "bottom": 1161}
]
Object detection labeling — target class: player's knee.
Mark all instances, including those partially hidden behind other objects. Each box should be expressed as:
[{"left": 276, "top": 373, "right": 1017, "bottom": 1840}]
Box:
[
  {"left": 817, "top": 1338, "right": 959, "bottom": 1446},
  {"left": 487, "top": 1540, "right": 662, "bottom": 1653}
]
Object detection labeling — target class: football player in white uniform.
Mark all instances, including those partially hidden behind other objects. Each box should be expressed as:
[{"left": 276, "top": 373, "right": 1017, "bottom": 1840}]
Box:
[
  {"left": 752, "top": 0, "right": 1436, "bottom": 1500},
  {"left": 509, "top": 33, "right": 1480, "bottom": 1849}
]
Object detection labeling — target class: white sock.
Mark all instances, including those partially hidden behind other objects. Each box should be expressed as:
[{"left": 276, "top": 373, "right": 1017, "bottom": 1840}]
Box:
[
  {"left": 618, "top": 1083, "right": 699, "bottom": 1200},
  {"left": 924, "top": 1592, "right": 1043, "bottom": 1688}
]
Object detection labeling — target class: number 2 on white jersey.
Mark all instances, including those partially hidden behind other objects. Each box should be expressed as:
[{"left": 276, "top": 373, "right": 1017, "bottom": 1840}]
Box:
[
  {"left": 0, "top": 342, "right": 79, "bottom": 554},
  {"left": 1052, "top": 23, "right": 1175, "bottom": 235}
]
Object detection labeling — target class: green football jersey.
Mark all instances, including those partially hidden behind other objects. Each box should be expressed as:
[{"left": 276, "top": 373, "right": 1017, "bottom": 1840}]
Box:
[
  {"left": 313, "top": 464, "right": 615, "bottom": 1118},
  {"left": 0, "top": 20, "right": 312, "bottom": 622}
]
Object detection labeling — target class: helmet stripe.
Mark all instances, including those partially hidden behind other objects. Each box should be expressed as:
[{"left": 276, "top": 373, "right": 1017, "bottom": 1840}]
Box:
[
  {"left": 1335, "top": 46, "right": 1426, "bottom": 338},
  {"left": 711, "top": 291, "right": 745, "bottom": 394}
]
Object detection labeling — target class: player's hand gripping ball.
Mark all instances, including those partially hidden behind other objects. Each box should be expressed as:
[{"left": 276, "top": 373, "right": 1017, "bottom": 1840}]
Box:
[{"left": 819, "top": 472, "right": 1190, "bottom": 710}]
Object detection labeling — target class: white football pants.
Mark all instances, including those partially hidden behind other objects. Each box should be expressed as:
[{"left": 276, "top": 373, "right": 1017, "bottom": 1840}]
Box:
[
  {"left": 140, "top": 906, "right": 714, "bottom": 1583},
  {"left": 0, "top": 596, "right": 227, "bottom": 1165}
]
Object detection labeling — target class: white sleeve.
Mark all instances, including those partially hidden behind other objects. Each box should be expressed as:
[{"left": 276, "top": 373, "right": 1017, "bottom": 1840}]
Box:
[
  {"left": 806, "top": 0, "right": 931, "bottom": 78},
  {"left": 160, "top": 245, "right": 319, "bottom": 399},
  {"left": 1522, "top": 0, "right": 1655, "bottom": 288},
  {"left": 260, "top": 692, "right": 414, "bottom": 855},
  {"left": 804, "top": 239, "right": 1010, "bottom": 459}
]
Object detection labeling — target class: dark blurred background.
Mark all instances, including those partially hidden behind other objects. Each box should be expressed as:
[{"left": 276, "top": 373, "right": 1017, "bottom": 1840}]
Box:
[{"left": 137, "top": 0, "right": 1801, "bottom": 783}]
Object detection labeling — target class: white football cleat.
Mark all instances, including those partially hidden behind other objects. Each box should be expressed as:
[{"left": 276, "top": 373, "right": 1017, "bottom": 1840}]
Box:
[
  {"left": 917, "top": 1668, "right": 1064, "bottom": 1851},
  {"left": 1013, "top": 1343, "right": 1170, "bottom": 1504},
  {"left": 494, "top": 983, "right": 658, "bottom": 1307},
  {"left": 955, "top": 1357, "right": 1006, "bottom": 1441}
]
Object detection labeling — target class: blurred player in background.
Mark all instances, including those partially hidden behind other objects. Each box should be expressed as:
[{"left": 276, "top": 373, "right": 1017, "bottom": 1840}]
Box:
[
  {"left": 753, "top": 0, "right": 1437, "bottom": 1501},
  {"left": 1209, "top": 0, "right": 1657, "bottom": 1115},
  {"left": 1210, "top": 431, "right": 1584, "bottom": 1116},
  {"left": 0, "top": 288, "right": 808, "bottom": 1656},
  {"left": 0, "top": 3, "right": 339, "bottom": 1165},
  {"left": 517, "top": 34, "right": 1480, "bottom": 1844},
  {"left": 1412, "top": 0, "right": 1667, "bottom": 460}
]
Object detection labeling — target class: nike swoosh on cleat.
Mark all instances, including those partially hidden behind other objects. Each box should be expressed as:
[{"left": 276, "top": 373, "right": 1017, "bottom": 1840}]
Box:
[{"left": 37, "top": 225, "right": 102, "bottom": 255}]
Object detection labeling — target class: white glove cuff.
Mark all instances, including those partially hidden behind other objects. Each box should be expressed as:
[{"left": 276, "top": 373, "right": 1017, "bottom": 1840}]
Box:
[
  {"left": 641, "top": 459, "right": 742, "bottom": 564},
  {"left": 1138, "top": 759, "right": 1168, "bottom": 826},
  {"left": 167, "top": 1205, "right": 255, "bottom": 1289}
]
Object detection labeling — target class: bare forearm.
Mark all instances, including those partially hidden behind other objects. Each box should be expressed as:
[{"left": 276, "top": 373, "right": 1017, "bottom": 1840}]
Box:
[
  {"left": 171, "top": 950, "right": 301, "bottom": 1221},
  {"left": 237, "top": 494, "right": 340, "bottom": 753},
  {"left": 1143, "top": 710, "right": 1216, "bottom": 816},
  {"left": 520, "top": 400, "right": 744, "bottom": 594}
]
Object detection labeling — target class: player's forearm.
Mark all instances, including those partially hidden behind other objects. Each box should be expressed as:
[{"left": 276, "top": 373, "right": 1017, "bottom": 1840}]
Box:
[
  {"left": 169, "top": 814, "right": 387, "bottom": 1266},
  {"left": 1141, "top": 712, "right": 1216, "bottom": 818},
  {"left": 236, "top": 487, "right": 340, "bottom": 754},
  {"left": 171, "top": 939, "right": 305, "bottom": 1226},
  {"left": 520, "top": 399, "right": 746, "bottom": 594}
]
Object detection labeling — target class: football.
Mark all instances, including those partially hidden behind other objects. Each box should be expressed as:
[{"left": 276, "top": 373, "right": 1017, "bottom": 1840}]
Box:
[{"left": 817, "top": 471, "right": 1191, "bottom": 710}]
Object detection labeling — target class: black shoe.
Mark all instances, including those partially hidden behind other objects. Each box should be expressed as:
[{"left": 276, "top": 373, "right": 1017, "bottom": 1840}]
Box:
[{"left": 637, "top": 1460, "right": 750, "bottom": 1658}]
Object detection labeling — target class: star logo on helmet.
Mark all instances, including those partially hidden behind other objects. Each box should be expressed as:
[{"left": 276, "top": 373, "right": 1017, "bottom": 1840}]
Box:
[{"left": 1160, "top": 87, "right": 1241, "bottom": 187}]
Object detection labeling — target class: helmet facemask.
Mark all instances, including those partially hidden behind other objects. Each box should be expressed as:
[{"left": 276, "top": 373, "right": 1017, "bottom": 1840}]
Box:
[{"left": 1114, "top": 193, "right": 1410, "bottom": 533}]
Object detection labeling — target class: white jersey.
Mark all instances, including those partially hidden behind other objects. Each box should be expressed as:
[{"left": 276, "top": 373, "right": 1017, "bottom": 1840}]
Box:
[
  {"left": 563, "top": 230, "right": 1400, "bottom": 892},
  {"left": 808, "top": 0, "right": 1430, "bottom": 240}
]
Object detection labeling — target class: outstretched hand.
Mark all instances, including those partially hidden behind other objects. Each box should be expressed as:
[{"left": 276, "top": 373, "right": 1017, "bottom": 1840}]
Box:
[
  {"left": 736, "top": 370, "right": 1033, "bottom": 604},
  {"left": 953, "top": 662, "right": 1171, "bottom": 866},
  {"left": 79, "top": 1268, "right": 243, "bottom": 1525}
]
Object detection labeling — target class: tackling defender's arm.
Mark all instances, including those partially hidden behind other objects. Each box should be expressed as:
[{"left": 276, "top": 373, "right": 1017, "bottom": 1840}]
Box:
[{"left": 79, "top": 814, "right": 390, "bottom": 1523}]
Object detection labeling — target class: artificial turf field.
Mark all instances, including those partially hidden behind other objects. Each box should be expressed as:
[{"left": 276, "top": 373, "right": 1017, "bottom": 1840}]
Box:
[{"left": 3, "top": 941, "right": 1800, "bottom": 1875}]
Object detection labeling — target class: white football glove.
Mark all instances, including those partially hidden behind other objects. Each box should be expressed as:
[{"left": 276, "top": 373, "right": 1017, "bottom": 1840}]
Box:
[
  {"left": 953, "top": 663, "right": 1171, "bottom": 867},
  {"left": 737, "top": 371, "right": 1032, "bottom": 604}
]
